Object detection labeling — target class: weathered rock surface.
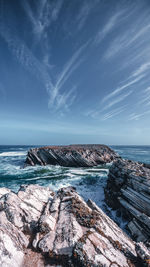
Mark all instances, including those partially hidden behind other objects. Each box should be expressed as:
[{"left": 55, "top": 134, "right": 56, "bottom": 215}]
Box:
[
  {"left": 25, "top": 144, "right": 119, "bottom": 167},
  {"left": 0, "top": 184, "right": 53, "bottom": 267},
  {"left": 0, "top": 187, "right": 10, "bottom": 198},
  {"left": 0, "top": 184, "right": 149, "bottom": 266},
  {"left": 105, "top": 158, "right": 150, "bottom": 246}
]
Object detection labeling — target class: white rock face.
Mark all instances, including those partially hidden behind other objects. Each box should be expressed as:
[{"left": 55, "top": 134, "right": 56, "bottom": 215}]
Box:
[
  {"left": 0, "top": 187, "right": 10, "bottom": 198},
  {"left": 0, "top": 184, "right": 53, "bottom": 266},
  {"left": 0, "top": 184, "right": 149, "bottom": 266},
  {"left": 0, "top": 231, "right": 24, "bottom": 267}
]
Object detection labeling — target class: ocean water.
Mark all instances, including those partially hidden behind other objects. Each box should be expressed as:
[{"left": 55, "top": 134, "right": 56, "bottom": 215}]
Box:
[
  {"left": 0, "top": 145, "right": 150, "bottom": 229},
  {"left": 111, "top": 145, "right": 150, "bottom": 164}
]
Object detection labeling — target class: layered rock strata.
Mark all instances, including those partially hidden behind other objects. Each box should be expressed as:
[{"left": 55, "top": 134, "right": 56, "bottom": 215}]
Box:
[
  {"left": 105, "top": 158, "right": 150, "bottom": 246},
  {"left": 25, "top": 144, "right": 119, "bottom": 167},
  {"left": 0, "top": 184, "right": 149, "bottom": 266}
]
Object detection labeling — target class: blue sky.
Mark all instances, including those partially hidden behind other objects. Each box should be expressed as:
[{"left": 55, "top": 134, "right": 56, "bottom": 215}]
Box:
[{"left": 0, "top": 0, "right": 150, "bottom": 145}]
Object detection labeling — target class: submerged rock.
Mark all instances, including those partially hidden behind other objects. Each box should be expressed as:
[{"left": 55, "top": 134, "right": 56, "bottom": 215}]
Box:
[
  {"left": 0, "top": 184, "right": 149, "bottom": 266},
  {"left": 24, "top": 144, "right": 119, "bottom": 167},
  {"left": 105, "top": 158, "right": 150, "bottom": 246}
]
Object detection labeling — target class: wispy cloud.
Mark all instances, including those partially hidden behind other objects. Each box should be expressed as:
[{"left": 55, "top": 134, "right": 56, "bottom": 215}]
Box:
[
  {"left": 49, "top": 41, "right": 89, "bottom": 108},
  {"left": 104, "top": 19, "right": 150, "bottom": 60},
  {"left": 137, "top": 86, "right": 150, "bottom": 106},
  {"left": 102, "top": 74, "right": 145, "bottom": 103},
  {"left": 0, "top": 23, "right": 52, "bottom": 86},
  {"left": 85, "top": 70, "right": 145, "bottom": 121},
  {"left": 85, "top": 96, "right": 128, "bottom": 120},
  {"left": 145, "top": 87, "right": 150, "bottom": 93},
  {"left": 129, "top": 110, "right": 150, "bottom": 121},
  {"left": 0, "top": 23, "right": 75, "bottom": 112},
  {"left": 21, "top": 0, "right": 90, "bottom": 112},
  {"left": 75, "top": 0, "right": 99, "bottom": 31},
  {"left": 102, "top": 106, "right": 126, "bottom": 121},
  {"left": 84, "top": 5, "right": 150, "bottom": 122},
  {"left": 76, "top": 2, "right": 91, "bottom": 31},
  {"left": 98, "top": 6, "right": 150, "bottom": 123},
  {"left": 0, "top": 2, "right": 89, "bottom": 113},
  {"left": 131, "top": 62, "right": 150, "bottom": 78},
  {"left": 22, "top": 0, "right": 63, "bottom": 71},
  {"left": 22, "top": 0, "right": 63, "bottom": 41},
  {"left": 51, "top": 85, "right": 77, "bottom": 112},
  {"left": 102, "top": 90, "right": 132, "bottom": 111},
  {"left": 94, "top": 3, "right": 144, "bottom": 47},
  {"left": 94, "top": 10, "right": 124, "bottom": 45},
  {"left": 85, "top": 105, "right": 126, "bottom": 121},
  {"left": 51, "top": 0, "right": 63, "bottom": 21},
  {"left": 1, "top": 0, "right": 150, "bottom": 125},
  {"left": 85, "top": 87, "right": 131, "bottom": 121},
  {"left": 22, "top": 0, "right": 46, "bottom": 41}
]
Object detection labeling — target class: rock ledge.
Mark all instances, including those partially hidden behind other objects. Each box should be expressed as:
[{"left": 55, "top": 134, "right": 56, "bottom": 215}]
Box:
[{"left": 105, "top": 158, "right": 150, "bottom": 246}]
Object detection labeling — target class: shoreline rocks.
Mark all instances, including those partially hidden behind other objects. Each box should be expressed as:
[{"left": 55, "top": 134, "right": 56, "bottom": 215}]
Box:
[
  {"left": 105, "top": 158, "right": 150, "bottom": 246},
  {"left": 24, "top": 144, "right": 119, "bottom": 167},
  {"left": 0, "top": 184, "right": 149, "bottom": 266}
]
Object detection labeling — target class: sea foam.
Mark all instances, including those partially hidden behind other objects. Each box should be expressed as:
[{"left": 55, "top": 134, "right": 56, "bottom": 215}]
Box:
[{"left": 0, "top": 152, "right": 27, "bottom": 157}]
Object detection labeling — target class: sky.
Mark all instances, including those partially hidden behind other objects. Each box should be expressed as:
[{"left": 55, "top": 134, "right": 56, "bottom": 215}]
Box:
[{"left": 0, "top": 0, "right": 150, "bottom": 145}]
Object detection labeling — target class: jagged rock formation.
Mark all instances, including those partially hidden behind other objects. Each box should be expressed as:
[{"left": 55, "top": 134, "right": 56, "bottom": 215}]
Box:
[
  {"left": 105, "top": 158, "right": 150, "bottom": 246},
  {"left": 0, "top": 184, "right": 149, "bottom": 266},
  {"left": 25, "top": 144, "right": 119, "bottom": 167}
]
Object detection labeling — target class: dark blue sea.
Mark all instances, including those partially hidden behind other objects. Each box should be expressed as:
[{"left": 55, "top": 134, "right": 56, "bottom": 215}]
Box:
[{"left": 0, "top": 145, "right": 150, "bottom": 229}]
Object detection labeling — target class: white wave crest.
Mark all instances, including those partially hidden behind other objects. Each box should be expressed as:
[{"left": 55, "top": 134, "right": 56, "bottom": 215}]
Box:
[{"left": 0, "top": 152, "right": 27, "bottom": 157}]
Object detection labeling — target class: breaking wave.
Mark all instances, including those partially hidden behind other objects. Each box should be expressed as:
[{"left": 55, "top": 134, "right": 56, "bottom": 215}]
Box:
[{"left": 0, "top": 151, "right": 27, "bottom": 157}]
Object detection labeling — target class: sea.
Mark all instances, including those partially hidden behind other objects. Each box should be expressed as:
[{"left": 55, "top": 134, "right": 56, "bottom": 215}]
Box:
[{"left": 0, "top": 145, "right": 150, "bottom": 229}]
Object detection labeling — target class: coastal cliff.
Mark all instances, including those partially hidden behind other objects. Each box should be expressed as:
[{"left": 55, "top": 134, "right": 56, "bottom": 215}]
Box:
[
  {"left": 105, "top": 158, "right": 150, "bottom": 246},
  {"left": 22, "top": 144, "right": 150, "bottom": 265},
  {"left": 25, "top": 144, "right": 119, "bottom": 167},
  {"left": 0, "top": 184, "right": 150, "bottom": 267}
]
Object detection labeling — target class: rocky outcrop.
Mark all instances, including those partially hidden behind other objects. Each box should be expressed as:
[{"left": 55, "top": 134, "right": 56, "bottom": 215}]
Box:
[
  {"left": 105, "top": 158, "right": 150, "bottom": 246},
  {"left": 24, "top": 144, "right": 119, "bottom": 167},
  {"left": 0, "top": 184, "right": 149, "bottom": 266},
  {"left": 0, "top": 184, "right": 53, "bottom": 267}
]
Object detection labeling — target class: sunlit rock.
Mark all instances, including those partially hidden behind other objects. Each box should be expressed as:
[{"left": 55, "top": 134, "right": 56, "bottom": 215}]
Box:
[{"left": 0, "top": 184, "right": 149, "bottom": 266}]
